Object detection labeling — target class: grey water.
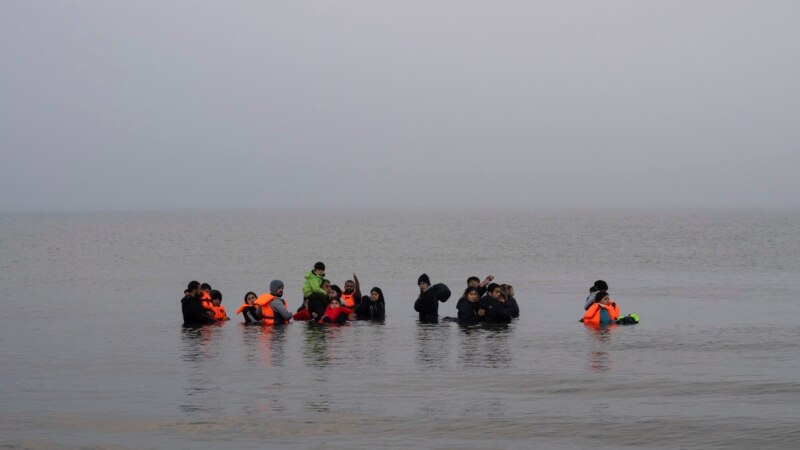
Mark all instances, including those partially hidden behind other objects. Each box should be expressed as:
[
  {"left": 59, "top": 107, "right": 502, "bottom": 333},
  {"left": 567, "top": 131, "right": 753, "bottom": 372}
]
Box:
[{"left": 1, "top": 209, "right": 798, "bottom": 449}]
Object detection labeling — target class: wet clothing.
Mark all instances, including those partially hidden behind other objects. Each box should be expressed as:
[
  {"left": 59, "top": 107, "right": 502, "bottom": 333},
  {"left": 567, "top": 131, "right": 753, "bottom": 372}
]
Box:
[
  {"left": 236, "top": 304, "right": 261, "bottom": 323},
  {"left": 414, "top": 283, "right": 451, "bottom": 323},
  {"left": 302, "top": 270, "right": 327, "bottom": 298},
  {"left": 456, "top": 297, "right": 482, "bottom": 325},
  {"left": 341, "top": 291, "right": 360, "bottom": 308},
  {"left": 583, "top": 302, "right": 620, "bottom": 326},
  {"left": 319, "top": 306, "right": 353, "bottom": 324},
  {"left": 267, "top": 298, "right": 293, "bottom": 323},
  {"left": 355, "top": 296, "right": 385, "bottom": 321},
  {"left": 306, "top": 293, "right": 329, "bottom": 321},
  {"left": 210, "top": 305, "right": 228, "bottom": 320},
  {"left": 504, "top": 296, "right": 520, "bottom": 318},
  {"left": 200, "top": 291, "right": 214, "bottom": 311},
  {"left": 293, "top": 308, "right": 311, "bottom": 321},
  {"left": 181, "top": 294, "right": 214, "bottom": 325},
  {"left": 256, "top": 293, "right": 291, "bottom": 325},
  {"left": 478, "top": 295, "right": 512, "bottom": 324}
]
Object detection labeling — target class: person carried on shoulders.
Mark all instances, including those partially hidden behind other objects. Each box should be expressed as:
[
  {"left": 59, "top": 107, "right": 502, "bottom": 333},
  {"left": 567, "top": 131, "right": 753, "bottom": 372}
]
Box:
[{"left": 303, "top": 262, "right": 329, "bottom": 321}]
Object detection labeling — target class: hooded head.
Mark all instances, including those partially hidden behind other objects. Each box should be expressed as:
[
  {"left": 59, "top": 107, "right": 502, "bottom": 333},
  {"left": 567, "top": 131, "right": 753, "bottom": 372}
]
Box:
[
  {"left": 270, "top": 280, "right": 284, "bottom": 297},
  {"left": 418, "top": 273, "right": 430, "bottom": 285}
]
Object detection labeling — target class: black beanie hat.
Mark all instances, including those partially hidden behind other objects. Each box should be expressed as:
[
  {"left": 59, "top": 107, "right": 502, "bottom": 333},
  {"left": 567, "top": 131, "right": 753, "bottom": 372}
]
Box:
[{"left": 418, "top": 273, "right": 431, "bottom": 285}]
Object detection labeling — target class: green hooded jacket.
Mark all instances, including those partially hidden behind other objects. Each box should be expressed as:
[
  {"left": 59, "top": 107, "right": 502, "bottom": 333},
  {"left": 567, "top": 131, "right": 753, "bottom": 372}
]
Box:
[{"left": 302, "top": 270, "right": 326, "bottom": 298}]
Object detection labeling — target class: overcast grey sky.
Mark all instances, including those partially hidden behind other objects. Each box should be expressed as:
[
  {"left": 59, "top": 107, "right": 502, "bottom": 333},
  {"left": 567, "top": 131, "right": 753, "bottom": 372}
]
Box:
[{"left": 1, "top": 1, "right": 798, "bottom": 211}]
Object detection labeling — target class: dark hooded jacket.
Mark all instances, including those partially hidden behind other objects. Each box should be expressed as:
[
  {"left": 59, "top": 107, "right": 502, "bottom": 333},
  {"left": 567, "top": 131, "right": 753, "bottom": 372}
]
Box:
[
  {"left": 504, "top": 296, "right": 520, "bottom": 318},
  {"left": 355, "top": 295, "right": 385, "bottom": 321},
  {"left": 456, "top": 296, "right": 482, "bottom": 325},
  {"left": 414, "top": 283, "right": 451, "bottom": 323},
  {"left": 182, "top": 294, "right": 214, "bottom": 325},
  {"left": 478, "top": 295, "right": 512, "bottom": 324}
]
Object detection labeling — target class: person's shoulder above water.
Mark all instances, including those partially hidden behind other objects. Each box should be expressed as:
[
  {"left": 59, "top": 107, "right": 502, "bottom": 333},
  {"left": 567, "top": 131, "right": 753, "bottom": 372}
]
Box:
[
  {"left": 181, "top": 280, "right": 215, "bottom": 325},
  {"left": 356, "top": 287, "right": 385, "bottom": 321},
  {"left": 478, "top": 283, "right": 512, "bottom": 323}
]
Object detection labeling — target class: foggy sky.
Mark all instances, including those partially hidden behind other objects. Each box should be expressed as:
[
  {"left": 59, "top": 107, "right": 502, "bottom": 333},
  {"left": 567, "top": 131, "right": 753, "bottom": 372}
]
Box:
[{"left": 1, "top": 1, "right": 798, "bottom": 211}]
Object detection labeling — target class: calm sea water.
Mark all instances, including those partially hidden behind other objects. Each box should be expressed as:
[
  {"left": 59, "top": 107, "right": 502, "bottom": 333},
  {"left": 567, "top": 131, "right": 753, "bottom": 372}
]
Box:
[{"left": 1, "top": 209, "right": 798, "bottom": 449}]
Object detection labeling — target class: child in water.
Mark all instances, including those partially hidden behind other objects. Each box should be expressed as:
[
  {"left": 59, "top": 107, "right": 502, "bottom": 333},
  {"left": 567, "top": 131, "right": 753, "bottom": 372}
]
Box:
[
  {"left": 318, "top": 297, "right": 353, "bottom": 324},
  {"left": 582, "top": 291, "right": 619, "bottom": 326},
  {"left": 209, "top": 290, "right": 230, "bottom": 321}
]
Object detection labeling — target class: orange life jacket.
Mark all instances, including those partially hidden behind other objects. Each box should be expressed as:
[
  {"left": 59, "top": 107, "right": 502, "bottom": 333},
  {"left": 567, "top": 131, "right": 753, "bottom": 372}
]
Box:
[
  {"left": 320, "top": 305, "right": 353, "bottom": 323},
  {"left": 200, "top": 291, "right": 213, "bottom": 310},
  {"left": 210, "top": 305, "right": 228, "bottom": 320},
  {"left": 341, "top": 292, "right": 356, "bottom": 308},
  {"left": 582, "top": 302, "right": 620, "bottom": 325},
  {"left": 256, "top": 293, "right": 289, "bottom": 325},
  {"left": 236, "top": 303, "right": 252, "bottom": 315}
]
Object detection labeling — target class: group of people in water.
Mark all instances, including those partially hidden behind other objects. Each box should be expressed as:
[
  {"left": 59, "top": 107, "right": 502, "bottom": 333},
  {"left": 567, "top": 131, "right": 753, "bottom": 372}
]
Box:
[
  {"left": 181, "top": 261, "right": 521, "bottom": 326},
  {"left": 180, "top": 261, "right": 637, "bottom": 327},
  {"left": 413, "top": 273, "right": 520, "bottom": 324},
  {"left": 180, "top": 262, "right": 385, "bottom": 326}
]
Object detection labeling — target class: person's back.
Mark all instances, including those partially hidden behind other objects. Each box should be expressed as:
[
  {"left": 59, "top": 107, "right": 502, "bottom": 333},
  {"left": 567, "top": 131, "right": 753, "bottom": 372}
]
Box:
[
  {"left": 584, "top": 280, "right": 608, "bottom": 311},
  {"left": 500, "top": 285, "right": 520, "bottom": 318}
]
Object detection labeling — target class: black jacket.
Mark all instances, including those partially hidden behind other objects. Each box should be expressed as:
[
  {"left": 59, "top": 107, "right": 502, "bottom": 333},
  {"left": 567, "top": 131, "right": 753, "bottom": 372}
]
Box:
[
  {"left": 181, "top": 295, "right": 214, "bottom": 325},
  {"left": 478, "top": 295, "right": 512, "bottom": 324},
  {"left": 414, "top": 283, "right": 451, "bottom": 323},
  {"left": 456, "top": 297, "right": 481, "bottom": 325},
  {"left": 355, "top": 297, "right": 385, "bottom": 321},
  {"left": 504, "top": 296, "right": 520, "bottom": 318}
]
